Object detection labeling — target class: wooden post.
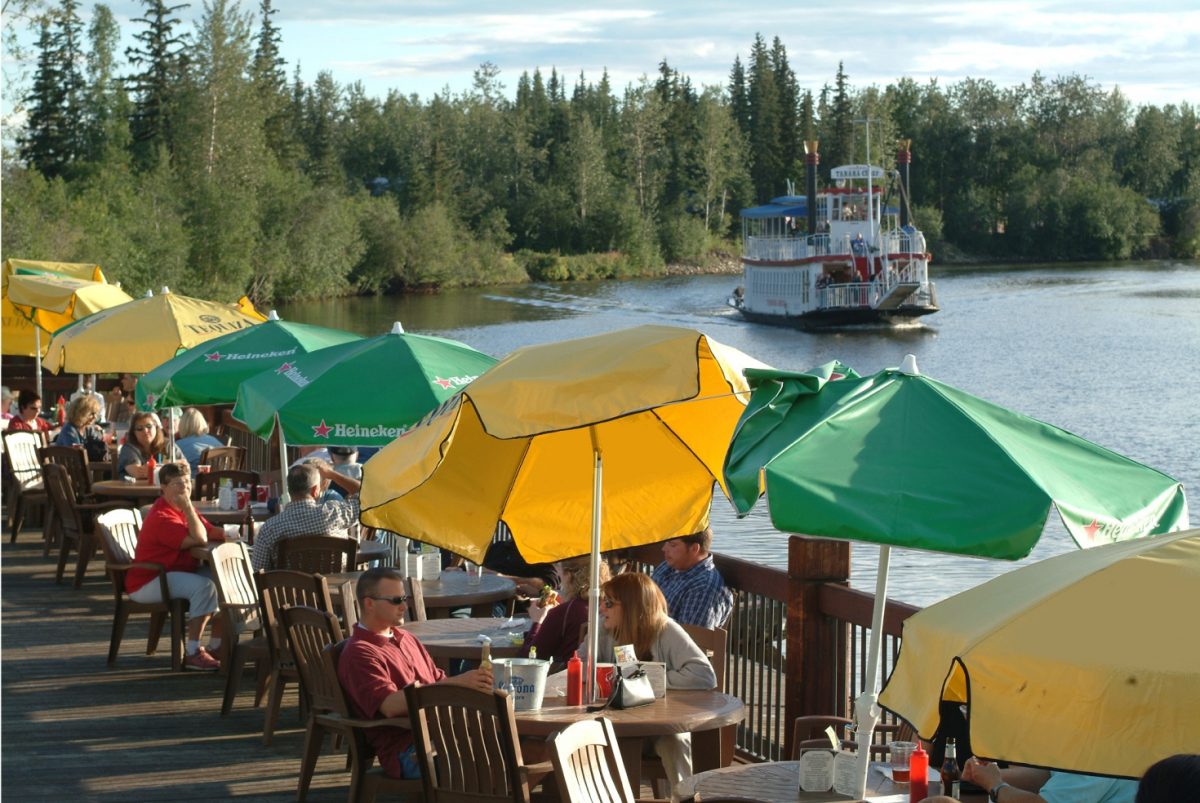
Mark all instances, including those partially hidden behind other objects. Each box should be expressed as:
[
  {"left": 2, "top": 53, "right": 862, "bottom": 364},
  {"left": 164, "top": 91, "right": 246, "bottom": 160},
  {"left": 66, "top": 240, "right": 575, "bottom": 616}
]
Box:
[{"left": 784, "top": 535, "right": 850, "bottom": 758}]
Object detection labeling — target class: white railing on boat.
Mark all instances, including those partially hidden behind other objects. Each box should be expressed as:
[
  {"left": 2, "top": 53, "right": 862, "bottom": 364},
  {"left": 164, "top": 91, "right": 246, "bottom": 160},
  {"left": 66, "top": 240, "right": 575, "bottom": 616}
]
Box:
[{"left": 746, "top": 229, "right": 925, "bottom": 263}]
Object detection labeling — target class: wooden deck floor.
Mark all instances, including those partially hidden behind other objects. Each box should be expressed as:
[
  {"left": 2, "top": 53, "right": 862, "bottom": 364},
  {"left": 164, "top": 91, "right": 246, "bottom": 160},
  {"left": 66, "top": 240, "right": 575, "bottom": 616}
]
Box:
[{"left": 1, "top": 528, "right": 408, "bottom": 802}]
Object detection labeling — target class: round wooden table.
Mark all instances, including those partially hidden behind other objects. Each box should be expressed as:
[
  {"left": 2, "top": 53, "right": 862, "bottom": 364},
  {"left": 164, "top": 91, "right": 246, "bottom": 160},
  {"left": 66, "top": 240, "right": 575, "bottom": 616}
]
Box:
[
  {"left": 513, "top": 687, "right": 745, "bottom": 792},
  {"left": 399, "top": 616, "right": 530, "bottom": 669},
  {"left": 680, "top": 759, "right": 957, "bottom": 802},
  {"left": 356, "top": 539, "right": 391, "bottom": 565},
  {"left": 326, "top": 570, "right": 517, "bottom": 619},
  {"left": 92, "top": 478, "right": 164, "bottom": 501}
]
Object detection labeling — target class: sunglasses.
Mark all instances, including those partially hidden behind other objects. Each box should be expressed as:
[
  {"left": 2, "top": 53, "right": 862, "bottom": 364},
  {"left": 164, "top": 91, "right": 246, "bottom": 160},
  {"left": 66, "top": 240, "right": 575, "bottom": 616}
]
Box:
[
  {"left": 368, "top": 595, "right": 409, "bottom": 606},
  {"left": 601, "top": 598, "right": 618, "bottom": 609}
]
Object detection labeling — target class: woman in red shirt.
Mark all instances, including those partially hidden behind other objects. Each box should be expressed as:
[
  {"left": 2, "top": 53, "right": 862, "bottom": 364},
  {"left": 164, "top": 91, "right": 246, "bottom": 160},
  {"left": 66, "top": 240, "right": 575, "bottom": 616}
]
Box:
[{"left": 6, "top": 390, "right": 51, "bottom": 433}]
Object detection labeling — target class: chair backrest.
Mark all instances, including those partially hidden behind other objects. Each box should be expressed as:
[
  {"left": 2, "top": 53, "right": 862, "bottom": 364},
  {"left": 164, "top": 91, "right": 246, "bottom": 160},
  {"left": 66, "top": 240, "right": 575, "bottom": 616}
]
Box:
[
  {"left": 280, "top": 605, "right": 347, "bottom": 716},
  {"left": 548, "top": 717, "right": 635, "bottom": 803},
  {"left": 210, "top": 541, "right": 262, "bottom": 635},
  {"left": 95, "top": 507, "right": 143, "bottom": 597},
  {"left": 405, "top": 683, "right": 530, "bottom": 803},
  {"left": 39, "top": 445, "right": 93, "bottom": 497},
  {"left": 257, "top": 569, "right": 335, "bottom": 662},
  {"left": 199, "top": 445, "right": 246, "bottom": 472},
  {"left": 192, "top": 468, "right": 259, "bottom": 501},
  {"left": 42, "top": 462, "right": 84, "bottom": 536},
  {"left": 276, "top": 534, "right": 358, "bottom": 574},
  {"left": 336, "top": 575, "right": 426, "bottom": 629},
  {"left": 4, "top": 430, "right": 45, "bottom": 490},
  {"left": 680, "top": 623, "right": 727, "bottom": 690}
]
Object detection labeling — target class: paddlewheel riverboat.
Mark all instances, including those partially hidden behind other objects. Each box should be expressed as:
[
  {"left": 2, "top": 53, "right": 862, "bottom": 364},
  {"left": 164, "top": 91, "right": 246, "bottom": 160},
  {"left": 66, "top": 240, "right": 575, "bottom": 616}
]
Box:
[{"left": 729, "top": 140, "right": 938, "bottom": 329}]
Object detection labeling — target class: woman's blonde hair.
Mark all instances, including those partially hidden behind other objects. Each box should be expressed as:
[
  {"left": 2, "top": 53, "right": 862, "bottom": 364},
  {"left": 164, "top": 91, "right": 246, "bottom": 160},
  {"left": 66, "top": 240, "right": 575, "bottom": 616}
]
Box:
[
  {"left": 600, "top": 572, "right": 667, "bottom": 661},
  {"left": 67, "top": 395, "right": 102, "bottom": 428},
  {"left": 557, "top": 556, "right": 610, "bottom": 601},
  {"left": 129, "top": 411, "right": 167, "bottom": 457},
  {"left": 177, "top": 407, "right": 209, "bottom": 439}
]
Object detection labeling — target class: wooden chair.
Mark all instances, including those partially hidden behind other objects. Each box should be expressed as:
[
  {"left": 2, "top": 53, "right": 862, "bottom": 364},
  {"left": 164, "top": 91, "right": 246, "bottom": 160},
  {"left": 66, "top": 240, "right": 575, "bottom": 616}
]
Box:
[
  {"left": 95, "top": 507, "right": 188, "bottom": 671},
  {"left": 4, "top": 430, "right": 49, "bottom": 544},
  {"left": 199, "top": 445, "right": 246, "bottom": 472},
  {"left": 549, "top": 717, "right": 667, "bottom": 803},
  {"left": 256, "top": 570, "right": 336, "bottom": 746},
  {"left": 405, "top": 682, "right": 553, "bottom": 803},
  {"left": 43, "top": 462, "right": 126, "bottom": 587},
  {"left": 38, "top": 445, "right": 95, "bottom": 555},
  {"left": 209, "top": 541, "right": 270, "bottom": 716},
  {"left": 282, "top": 606, "right": 412, "bottom": 803},
  {"left": 276, "top": 534, "right": 358, "bottom": 574},
  {"left": 337, "top": 575, "right": 427, "bottom": 632},
  {"left": 192, "top": 468, "right": 259, "bottom": 501}
]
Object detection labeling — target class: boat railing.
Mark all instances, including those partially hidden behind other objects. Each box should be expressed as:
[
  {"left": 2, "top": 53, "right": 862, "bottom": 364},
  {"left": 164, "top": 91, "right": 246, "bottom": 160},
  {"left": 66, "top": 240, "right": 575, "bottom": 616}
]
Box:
[
  {"left": 744, "top": 235, "right": 810, "bottom": 262},
  {"left": 883, "top": 228, "right": 927, "bottom": 255},
  {"left": 817, "top": 282, "right": 877, "bottom": 310},
  {"left": 628, "top": 536, "right": 919, "bottom": 762}
]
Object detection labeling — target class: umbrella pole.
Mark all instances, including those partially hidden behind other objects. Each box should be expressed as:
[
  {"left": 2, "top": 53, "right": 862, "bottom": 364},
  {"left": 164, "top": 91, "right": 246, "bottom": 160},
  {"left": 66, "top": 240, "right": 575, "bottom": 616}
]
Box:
[
  {"left": 587, "top": 447, "right": 602, "bottom": 703},
  {"left": 276, "top": 414, "right": 291, "bottom": 505},
  {"left": 35, "top": 328, "right": 43, "bottom": 399},
  {"left": 852, "top": 545, "right": 891, "bottom": 799}
]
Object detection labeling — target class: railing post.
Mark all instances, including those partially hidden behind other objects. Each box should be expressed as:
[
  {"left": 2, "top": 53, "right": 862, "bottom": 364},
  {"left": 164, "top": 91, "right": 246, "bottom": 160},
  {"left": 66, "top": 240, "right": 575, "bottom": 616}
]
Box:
[{"left": 784, "top": 534, "right": 850, "bottom": 758}]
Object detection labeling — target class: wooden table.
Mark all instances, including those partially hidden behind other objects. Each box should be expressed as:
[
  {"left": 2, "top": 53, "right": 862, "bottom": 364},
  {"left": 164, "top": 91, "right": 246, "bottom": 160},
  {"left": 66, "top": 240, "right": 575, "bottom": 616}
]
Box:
[
  {"left": 680, "top": 759, "right": 975, "bottom": 802},
  {"left": 356, "top": 539, "right": 391, "bottom": 565},
  {"left": 327, "top": 570, "right": 516, "bottom": 619},
  {"left": 399, "top": 616, "right": 529, "bottom": 669},
  {"left": 513, "top": 685, "right": 745, "bottom": 792},
  {"left": 92, "top": 478, "right": 164, "bottom": 502}
]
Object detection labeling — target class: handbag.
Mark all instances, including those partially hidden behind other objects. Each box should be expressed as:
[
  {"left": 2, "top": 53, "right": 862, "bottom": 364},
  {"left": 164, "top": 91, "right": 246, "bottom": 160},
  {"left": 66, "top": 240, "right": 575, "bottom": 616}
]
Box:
[{"left": 588, "top": 663, "right": 656, "bottom": 711}]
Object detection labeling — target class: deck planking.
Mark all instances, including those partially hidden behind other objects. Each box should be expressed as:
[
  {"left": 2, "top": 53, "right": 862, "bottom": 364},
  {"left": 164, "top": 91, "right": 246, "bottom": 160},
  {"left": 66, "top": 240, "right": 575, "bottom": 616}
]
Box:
[{"left": 1, "top": 529, "right": 416, "bottom": 801}]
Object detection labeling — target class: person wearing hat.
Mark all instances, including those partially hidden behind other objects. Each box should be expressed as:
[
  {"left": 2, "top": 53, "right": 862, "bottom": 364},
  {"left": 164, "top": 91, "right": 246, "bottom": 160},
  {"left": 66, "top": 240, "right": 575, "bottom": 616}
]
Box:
[{"left": 325, "top": 446, "right": 362, "bottom": 500}]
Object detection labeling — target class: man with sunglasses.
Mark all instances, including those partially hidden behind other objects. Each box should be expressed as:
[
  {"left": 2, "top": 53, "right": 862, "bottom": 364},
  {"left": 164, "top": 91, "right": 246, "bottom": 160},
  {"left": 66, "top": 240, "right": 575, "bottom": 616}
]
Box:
[{"left": 337, "top": 567, "right": 494, "bottom": 780}]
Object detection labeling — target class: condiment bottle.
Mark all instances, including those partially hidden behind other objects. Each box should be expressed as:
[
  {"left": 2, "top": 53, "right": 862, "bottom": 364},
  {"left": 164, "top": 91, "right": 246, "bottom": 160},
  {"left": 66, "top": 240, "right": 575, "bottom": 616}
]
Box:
[
  {"left": 566, "top": 651, "right": 583, "bottom": 705},
  {"left": 940, "top": 738, "right": 961, "bottom": 800},
  {"left": 218, "top": 478, "right": 232, "bottom": 510},
  {"left": 528, "top": 645, "right": 538, "bottom": 661},
  {"left": 908, "top": 744, "right": 929, "bottom": 802},
  {"left": 56, "top": 395, "right": 66, "bottom": 425},
  {"left": 145, "top": 454, "right": 157, "bottom": 485}
]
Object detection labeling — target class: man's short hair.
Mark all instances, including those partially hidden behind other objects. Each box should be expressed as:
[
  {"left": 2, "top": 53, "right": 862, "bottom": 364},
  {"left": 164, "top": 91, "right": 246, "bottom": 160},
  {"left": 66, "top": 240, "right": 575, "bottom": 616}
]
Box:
[
  {"left": 287, "top": 463, "right": 320, "bottom": 496},
  {"left": 158, "top": 461, "right": 188, "bottom": 487},
  {"left": 355, "top": 567, "right": 407, "bottom": 606},
  {"left": 671, "top": 526, "right": 713, "bottom": 554}
]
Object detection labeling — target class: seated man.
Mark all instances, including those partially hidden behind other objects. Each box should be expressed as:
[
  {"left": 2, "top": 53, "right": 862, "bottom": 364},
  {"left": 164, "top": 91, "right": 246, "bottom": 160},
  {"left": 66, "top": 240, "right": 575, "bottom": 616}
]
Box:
[
  {"left": 650, "top": 527, "right": 733, "bottom": 629},
  {"left": 251, "top": 460, "right": 362, "bottom": 571},
  {"left": 337, "top": 567, "right": 494, "bottom": 779},
  {"left": 126, "top": 461, "right": 225, "bottom": 671},
  {"left": 959, "top": 756, "right": 1137, "bottom": 803}
]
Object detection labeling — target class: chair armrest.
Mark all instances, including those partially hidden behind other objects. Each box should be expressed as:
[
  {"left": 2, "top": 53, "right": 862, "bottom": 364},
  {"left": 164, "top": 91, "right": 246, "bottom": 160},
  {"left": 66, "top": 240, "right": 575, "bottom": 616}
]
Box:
[
  {"left": 519, "top": 760, "right": 554, "bottom": 787},
  {"left": 77, "top": 500, "right": 134, "bottom": 513},
  {"left": 315, "top": 712, "right": 412, "bottom": 730}
]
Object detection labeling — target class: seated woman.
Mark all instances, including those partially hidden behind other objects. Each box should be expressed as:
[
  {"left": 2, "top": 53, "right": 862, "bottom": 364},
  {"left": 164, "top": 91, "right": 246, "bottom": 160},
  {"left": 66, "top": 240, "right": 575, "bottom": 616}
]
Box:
[
  {"left": 583, "top": 572, "right": 716, "bottom": 795},
  {"left": 174, "top": 407, "right": 225, "bottom": 475},
  {"left": 7, "top": 390, "right": 51, "bottom": 433},
  {"left": 118, "top": 411, "right": 183, "bottom": 479},
  {"left": 520, "top": 555, "right": 610, "bottom": 670},
  {"left": 53, "top": 395, "right": 107, "bottom": 460}
]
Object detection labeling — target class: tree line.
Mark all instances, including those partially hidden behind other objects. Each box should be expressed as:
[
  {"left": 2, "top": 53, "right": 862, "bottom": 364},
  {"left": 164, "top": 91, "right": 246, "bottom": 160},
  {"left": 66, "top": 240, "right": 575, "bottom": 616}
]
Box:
[{"left": 3, "top": 0, "right": 1197, "bottom": 304}]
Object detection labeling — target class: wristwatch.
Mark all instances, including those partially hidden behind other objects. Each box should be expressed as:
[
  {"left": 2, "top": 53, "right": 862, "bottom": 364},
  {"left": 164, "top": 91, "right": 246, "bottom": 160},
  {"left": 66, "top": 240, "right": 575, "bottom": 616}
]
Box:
[{"left": 989, "top": 781, "right": 1013, "bottom": 802}]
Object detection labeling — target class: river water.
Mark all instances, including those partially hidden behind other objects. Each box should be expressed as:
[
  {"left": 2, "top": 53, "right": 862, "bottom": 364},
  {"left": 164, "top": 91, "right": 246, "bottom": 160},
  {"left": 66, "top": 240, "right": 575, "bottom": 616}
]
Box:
[{"left": 280, "top": 261, "right": 1200, "bottom": 607}]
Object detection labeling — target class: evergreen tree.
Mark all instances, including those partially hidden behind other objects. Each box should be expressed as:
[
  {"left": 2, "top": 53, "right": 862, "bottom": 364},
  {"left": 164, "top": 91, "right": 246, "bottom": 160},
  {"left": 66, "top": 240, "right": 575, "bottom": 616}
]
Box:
[
  {"left": 251, "top": 0, "right": 293, "bottom": 162},
  {"left": 770, "top": 37, "right": 800, "bottom": 184},
  {"left": 126, "top": 0, "right": 191, "bottom": 164},
  {"left": 822, "top": 61, "right": 854, "bottom": 177},
  {"left": 82, "top": 4, "right": 132, "bottom": 165},
  {"left": 746, "top": 34, "right": 782, "bottom": 200},
  {"left": 20, "top": 19, "right": 70, "bottom": 176},
  {"left": 728, "top": 55, "right": 749, "bottom": 134}
]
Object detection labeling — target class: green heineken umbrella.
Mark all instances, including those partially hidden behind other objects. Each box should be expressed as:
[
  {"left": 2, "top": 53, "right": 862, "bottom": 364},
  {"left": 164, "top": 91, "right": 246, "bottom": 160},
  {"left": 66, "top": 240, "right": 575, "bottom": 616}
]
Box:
[
  {"left": 136, "top": 311, "right": 362, "bottom": 410},
  {"left": 723, "top": 354, "right": 1189, "bottom": 797},
  {"left": 232, "top": 321, "right": 497, "bottom": 500}
]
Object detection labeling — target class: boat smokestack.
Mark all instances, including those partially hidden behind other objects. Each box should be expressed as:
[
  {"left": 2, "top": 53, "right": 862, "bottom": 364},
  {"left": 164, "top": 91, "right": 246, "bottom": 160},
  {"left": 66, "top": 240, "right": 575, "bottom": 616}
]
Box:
[
  {"left": 897, "top": 139, "right": 912, "bottom": 228},
  {"left": 804, "top": 140, "right": 819, "bottom": 235}
]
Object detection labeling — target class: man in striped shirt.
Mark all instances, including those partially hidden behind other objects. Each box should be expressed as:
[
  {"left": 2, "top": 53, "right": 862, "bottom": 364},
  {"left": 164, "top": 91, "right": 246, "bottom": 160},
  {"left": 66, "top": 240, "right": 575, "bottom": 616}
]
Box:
[
  {"left": 650, "top": 527, "right": 733, "bottom": 629},
  {"left": 251, "top": 460, "right": 361, "bottom": 571}
]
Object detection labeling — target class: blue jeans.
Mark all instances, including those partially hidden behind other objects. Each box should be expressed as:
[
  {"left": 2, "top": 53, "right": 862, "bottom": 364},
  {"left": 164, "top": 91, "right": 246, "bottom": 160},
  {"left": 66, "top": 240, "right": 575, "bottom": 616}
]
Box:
[{"left": 397, "top": 744, "right": 420, "bottom": 779}]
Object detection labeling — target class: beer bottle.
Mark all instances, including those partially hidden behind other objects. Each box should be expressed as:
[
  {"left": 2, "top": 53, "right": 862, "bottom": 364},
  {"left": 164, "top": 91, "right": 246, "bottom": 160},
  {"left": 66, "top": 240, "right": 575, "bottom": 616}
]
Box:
[
  {"left": 479, "top": 642, "right": 492, "bottom": 673},
  {"left": 940, "top": 738, "right": 961, "bottom": 800}
]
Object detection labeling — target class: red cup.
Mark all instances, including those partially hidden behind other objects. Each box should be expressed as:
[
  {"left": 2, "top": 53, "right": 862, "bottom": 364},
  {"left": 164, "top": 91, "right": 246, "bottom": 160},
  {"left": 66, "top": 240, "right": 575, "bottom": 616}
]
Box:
[
  {"left": 596, "top": 664, "right": 616, "bottom": 698},
  {"left": 235, "top": 488, "right": 249, "bottom": 510},
  {"left": 256, "top": 485, "right": 268, "bottom": 503}
]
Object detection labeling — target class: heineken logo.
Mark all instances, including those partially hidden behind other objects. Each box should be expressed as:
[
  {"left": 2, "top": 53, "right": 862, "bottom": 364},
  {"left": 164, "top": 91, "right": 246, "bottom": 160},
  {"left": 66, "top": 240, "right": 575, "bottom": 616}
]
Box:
[
  {"left": 433, "top": 374, "right": 479, "bottom": 390},
  {"left": 184, "top": 320, "right": 254, "bottom": 335},
  {"left": 311, "top": 419, "right": 408, "bottom": 440},
  {"left": 205, "top": 347, "right": 297, "bottom": 363},
  {"left": 281, "top": 365, "right": 311, "bottom": 388}
]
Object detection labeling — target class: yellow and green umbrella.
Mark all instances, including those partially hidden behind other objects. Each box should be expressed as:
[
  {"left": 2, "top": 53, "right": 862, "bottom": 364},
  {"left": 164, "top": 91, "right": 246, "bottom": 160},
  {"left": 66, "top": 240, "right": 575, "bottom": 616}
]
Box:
[
  {"left": 722, "top": 354, "right": 1188, "bottom": 796},
  {"left": 360, "top": 324, "right": 767, "bottom": 697},
  {"left": 879, "top": 530, "right": 1200, "bottom": 778},
  {"left": 1, "top": 259, "right": 108, "bottom": 360},
  {"left": 42, "top": 288, "right": 266, "bottom": 375}
]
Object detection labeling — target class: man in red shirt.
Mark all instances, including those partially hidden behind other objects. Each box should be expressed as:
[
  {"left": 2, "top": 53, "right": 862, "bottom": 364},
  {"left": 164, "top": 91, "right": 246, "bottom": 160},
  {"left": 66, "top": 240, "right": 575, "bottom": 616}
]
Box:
[
  {"left": 126, "top": 461, "right": 225, "bottom": 671},
  {"left": 337, "top": 567, "right": 494, "bottom": 779}
]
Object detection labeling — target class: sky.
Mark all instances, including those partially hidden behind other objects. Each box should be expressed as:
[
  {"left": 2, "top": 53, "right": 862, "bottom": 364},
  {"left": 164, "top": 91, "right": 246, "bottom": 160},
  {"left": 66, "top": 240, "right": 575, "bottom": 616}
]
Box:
[{"left": 4, "top": 0, "right": 1200, "bottom": 112}]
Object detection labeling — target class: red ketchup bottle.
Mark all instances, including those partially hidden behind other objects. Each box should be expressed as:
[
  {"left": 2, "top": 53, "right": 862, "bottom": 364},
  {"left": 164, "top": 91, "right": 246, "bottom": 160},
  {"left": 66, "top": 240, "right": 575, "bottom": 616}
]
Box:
[
  {"left": 908, "top": 744, "right": 929, "bottom": 802},
  {"left": 56, "top": 395, "right": 67, "bottom": 425},
  {"left": 566, "top": 651, "right": 583, "bottom": 705},
  {"left": 145, "top": 454, "right": 157, "bottom": 484}
]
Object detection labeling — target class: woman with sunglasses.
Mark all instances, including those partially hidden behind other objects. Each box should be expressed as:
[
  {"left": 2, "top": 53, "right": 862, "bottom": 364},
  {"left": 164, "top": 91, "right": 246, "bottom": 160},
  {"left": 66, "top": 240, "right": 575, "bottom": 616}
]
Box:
[
  {"left": 118, "top": 410, "right": 182, "bottom": 479},
  {"left": 6, "top": 390, "right": 51, "bottom": 433},
  {"left": 585, "top": 571, "right": 716, "bottom": 796}
]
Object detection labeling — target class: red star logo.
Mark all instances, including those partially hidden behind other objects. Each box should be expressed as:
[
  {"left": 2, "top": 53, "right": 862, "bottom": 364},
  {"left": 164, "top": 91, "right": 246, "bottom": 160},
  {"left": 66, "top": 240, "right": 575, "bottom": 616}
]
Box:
[
  {"left": 312, "top": 419, "right": 332, "bottom": 438},
  {"left": 1083, "top": 518, "right": 1100, "bottom": 540},
  {"left": 830, "top": 371, "right": 845, "bottom": 381},
  {"left": 276, "top": 362, "right": 292, "bottom": 374},
  {"left": 205, "top": 352, "right": 222, "bottom": 362},
  {"left": 433, "top": 376, "right": 453, "bottom": 390}
]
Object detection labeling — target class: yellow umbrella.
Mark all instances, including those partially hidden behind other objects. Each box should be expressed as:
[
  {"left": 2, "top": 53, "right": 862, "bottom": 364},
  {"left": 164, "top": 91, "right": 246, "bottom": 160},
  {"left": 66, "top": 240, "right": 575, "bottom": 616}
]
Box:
[
  {"left": 42, "top": 288, "right": 265, "bottom": 375},
  {"left": 1, "top": 259, "right": 107, "bottom": 357},
  {"left": 361, "top": 324, "right": 766, "bottom": 698},
  {"left": 878, "top": 529, "right": 1200, "bottom": 778},
  {"left": 8, "top": 273, "right": 134, "bottom": 333}
]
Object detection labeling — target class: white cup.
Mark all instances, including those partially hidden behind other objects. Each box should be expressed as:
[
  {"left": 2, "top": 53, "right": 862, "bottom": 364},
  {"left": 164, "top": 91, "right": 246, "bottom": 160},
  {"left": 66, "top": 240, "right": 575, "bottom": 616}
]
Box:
[{"left": 466, "top": 561, "right": 483, "bottom": 586}]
